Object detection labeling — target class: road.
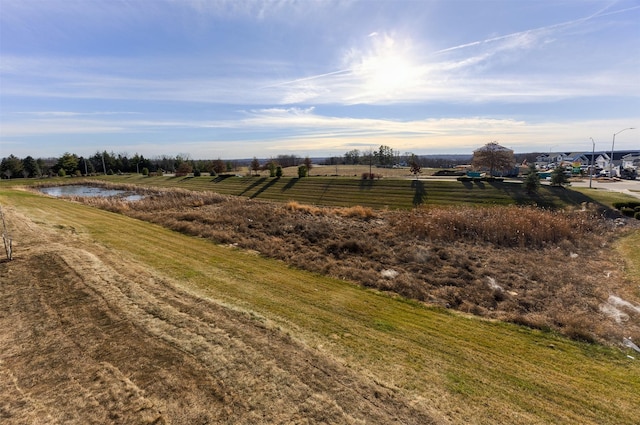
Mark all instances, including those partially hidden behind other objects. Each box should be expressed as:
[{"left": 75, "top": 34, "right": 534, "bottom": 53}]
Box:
[{"left": 569, "top": 178, "right": 640, "bottom": 199}]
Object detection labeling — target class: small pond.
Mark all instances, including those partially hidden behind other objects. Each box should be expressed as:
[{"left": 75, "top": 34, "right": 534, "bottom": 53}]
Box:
[{"left": 40, "top": 185, "right": 143, "bottom": 201}]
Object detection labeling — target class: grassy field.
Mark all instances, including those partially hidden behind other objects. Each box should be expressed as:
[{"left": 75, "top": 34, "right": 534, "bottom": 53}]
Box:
[
  {"left": 22, "top": 172, "right": 628, "bottom": 210},
  {"left": 5, "top": 166, "right": 639, "bottom": 210},
  {"left": 2, "top": 186, "right": 640, "bottom": 424}
]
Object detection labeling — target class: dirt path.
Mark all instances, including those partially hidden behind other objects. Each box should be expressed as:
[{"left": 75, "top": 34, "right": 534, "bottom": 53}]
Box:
[{"left": 0, "top": 206, "right": 434, "bottom": 424}]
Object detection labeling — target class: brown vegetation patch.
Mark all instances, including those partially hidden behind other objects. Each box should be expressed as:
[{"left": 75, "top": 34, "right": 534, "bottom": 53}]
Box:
[
  {"left": 72, "top": 186, "right": 639, "bottom": 344},
  {"left": 0, "top": 205, "right": 435, "bottom": 424}
]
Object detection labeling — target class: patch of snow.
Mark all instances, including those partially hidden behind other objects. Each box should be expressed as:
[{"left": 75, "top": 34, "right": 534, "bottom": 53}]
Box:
[
  {"left": 569, "top": 252, "right": 578, "bottom": 258},
  {"left": 608, "top": 296, "right": 640, "bottom": 314},
  {"left": 600, "top": 295, "right": 640, "bottom": 324},
  {"left": 599, "top": 303, "right": 629, "bottom": 323},
  {"left": 487, "top": 277, "right": 503, "bottom": 291},
  {"left": 623, "top": 338, "right": 640, "bottom": 354},
  {"left": 381, "top": 269, "right": 398, "bottom": 279}
]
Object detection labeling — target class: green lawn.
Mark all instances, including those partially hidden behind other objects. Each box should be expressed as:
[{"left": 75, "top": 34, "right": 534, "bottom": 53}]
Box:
[
  {"left": 5, "top": 174, "right": 638, "bottom": 210},
  {"left": 2, "top": 187, "right": 639, "bottom": 424},
  {"left": 10, "top": 173, "right": 625, "bottom": 210}
]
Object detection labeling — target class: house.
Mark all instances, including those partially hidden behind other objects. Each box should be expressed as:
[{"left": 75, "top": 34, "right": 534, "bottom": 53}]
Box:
[
  {"left": 622, "top": 153, "right": 640, "bottom": 170},
  {"left": 535, "top": 152, "right": 591, "bottom": 172},
  {"left": 594, "top": 153, "right": 610, "bottom": 170},
  {"left": 567, "top": 153, "right": 590, "bottom": 166},
  {"left": 535, "top": 152, "right": 573, "bottom": 169},
  {"left": 532, "top": 149, "right": 637, "bottom": 176}
]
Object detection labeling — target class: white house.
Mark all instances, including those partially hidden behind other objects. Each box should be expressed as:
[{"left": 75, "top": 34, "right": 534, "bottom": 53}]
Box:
[
  {"left": 535, "top": 152, "right": 575, "bottom": 169},
  {"left": 594, "top": 154, "right": 610, "bottom": 171},
  {"left": 622, "top": 153, "right": 640, "bottom": 170}
]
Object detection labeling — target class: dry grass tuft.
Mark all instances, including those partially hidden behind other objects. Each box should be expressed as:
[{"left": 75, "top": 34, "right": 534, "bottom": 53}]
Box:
[
  {"left": 286, "top": 200, "right": 323, "bottom": 216},
  {"left": 333, "top": 205, "right": 376, "bottom": 219}
]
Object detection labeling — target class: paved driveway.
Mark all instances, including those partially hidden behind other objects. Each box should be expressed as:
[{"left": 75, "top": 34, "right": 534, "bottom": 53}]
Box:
[{"left": 570, "top": 178, "right": 640, "bottom": 199}]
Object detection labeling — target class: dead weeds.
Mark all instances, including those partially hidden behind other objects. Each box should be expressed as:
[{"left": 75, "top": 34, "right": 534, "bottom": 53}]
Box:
[{"left": 73, "top": 186, "right": 640, "bottom": 344}]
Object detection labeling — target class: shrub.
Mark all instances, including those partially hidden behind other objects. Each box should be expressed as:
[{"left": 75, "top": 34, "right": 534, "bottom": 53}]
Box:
[
  {"left": 635, "top": 211, "right": 640, "bottom": 220},
  {"left": 142, "top": 167, "right": 149, "bottom": 176},
  {"left": 613, "top": 201, "right": 640, "bottom": 210},
  {"left": 275, "top": 166, "right": 283, "bottom": 178},
  {"left": 57, "top": 168, "right": 66, "bottom": 177},
  {"left": 620, "top": 207, "right": 636, "bottom": 217},
  {"left": 326, "top": 240, "right": 365, "bottom": 256},
  {"left": 193, "top": 169, "right": 201, "bottom": 177},
  {"left": 267, "top": 162, "right": 277, "bottom": 177},
  {"left": 298, "top": 165, "right": 308, "bottom": 178}
]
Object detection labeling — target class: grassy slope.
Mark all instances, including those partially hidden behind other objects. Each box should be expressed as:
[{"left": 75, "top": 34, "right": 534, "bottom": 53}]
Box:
[
  {"left": 2, "top": 187, "right": 639, "bottom": 424},
  {"left": 73, "top": 173, "right": 640, "bottom": 210}
]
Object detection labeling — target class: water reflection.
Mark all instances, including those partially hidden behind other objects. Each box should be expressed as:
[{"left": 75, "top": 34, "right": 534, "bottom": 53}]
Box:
[{"left": 40, "top": 185, "right": 143, "bottom": 201}]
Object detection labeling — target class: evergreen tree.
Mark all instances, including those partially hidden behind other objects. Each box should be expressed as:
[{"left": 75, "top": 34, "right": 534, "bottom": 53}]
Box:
[
  {"left": 550, "top": 165, "right": 570, "bottom": 187},
  {"left": 524, "top": 164, "right": 540, "bottom": 194},
  {"left": 22, "top": 156, "right": 40, "bottom": 177},
  {"left": 56, "top": 152, "right": 79, "bottom": 176}
]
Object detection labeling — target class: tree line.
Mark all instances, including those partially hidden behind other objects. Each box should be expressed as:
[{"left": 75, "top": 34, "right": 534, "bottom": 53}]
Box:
[
  {"left": 0, "top": 151, "right": 244, "bottom": 179},
  {"left": 2, "top": 143, "right": 537, "bottom": 179},
  {"left": 0, "top": 145, "right": 427, "bottom": 179}
]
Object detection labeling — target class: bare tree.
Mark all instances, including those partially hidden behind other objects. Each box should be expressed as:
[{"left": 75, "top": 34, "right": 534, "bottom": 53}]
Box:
[
  {"left": 471, "top": 142, "right": 515, "bottom": 176},
  {"left": 303, "top": 156, "right": 312, "bottom": 176},
  {"left": 250, "top": 157, "right": 261, "bottom": 176},
  {"left": 409, "top": 154, "right": 422, "bottom": 179}
]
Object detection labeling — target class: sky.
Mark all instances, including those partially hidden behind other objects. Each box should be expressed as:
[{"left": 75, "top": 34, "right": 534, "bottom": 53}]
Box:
[{"left": 1, "top": 0, "right": 639, "bottom": 160}]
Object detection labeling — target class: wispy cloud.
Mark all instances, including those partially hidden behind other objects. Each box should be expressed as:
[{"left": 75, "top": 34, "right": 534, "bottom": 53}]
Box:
[
  {"left": 1, "top": 1, "right": 638, "bottom": 159},
  {"left": 259, "top": 5, "right": 640, "bottom": 105}
]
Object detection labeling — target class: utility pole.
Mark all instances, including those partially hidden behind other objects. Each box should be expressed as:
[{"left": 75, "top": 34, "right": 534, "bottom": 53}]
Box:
[
  {"left": 589, "top": 137, "right": 595, "bottom": 189},
  {"left": 610, "top": 128, "right": 635, "bottom": 178}
]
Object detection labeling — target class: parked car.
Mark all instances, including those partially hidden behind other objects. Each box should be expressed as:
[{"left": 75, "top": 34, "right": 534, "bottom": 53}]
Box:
[{"left": 621, "top": 168, "right": 638, "bottom": 180}]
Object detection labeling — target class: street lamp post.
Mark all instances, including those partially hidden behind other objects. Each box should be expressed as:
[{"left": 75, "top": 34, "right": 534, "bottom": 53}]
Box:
[
  {"left": 589, "top": 137, "right": 595, "bottom": 189},
  {"left": 610, "top": 127, "right": 635, "bottom": 178}
]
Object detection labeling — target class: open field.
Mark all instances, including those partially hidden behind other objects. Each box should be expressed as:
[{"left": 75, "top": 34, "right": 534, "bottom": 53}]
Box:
[
  {"left": 5, "top": 169, "right": 640, "bottom": 210},
  {"left": 1, "top": 185, "right": 640, "bottom": 424},
  {"left": 66, "top": 172, "right": 638, "bottom": 210}
]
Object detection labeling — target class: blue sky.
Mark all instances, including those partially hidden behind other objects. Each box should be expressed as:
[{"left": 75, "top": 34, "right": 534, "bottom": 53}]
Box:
[{"left": 1, "top": 0, "right": 639, "bottom": 160}]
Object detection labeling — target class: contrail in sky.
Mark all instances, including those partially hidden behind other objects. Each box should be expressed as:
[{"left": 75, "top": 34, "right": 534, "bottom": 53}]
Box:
[
  {"left": 260, "top": 69, "right": 353, "bottom": 89},
  {"left": 432, "top": 3, "right": 638, "bottom": 55},
  {"left": 262, "top": 4, "right": 639, "bottom": 88}
]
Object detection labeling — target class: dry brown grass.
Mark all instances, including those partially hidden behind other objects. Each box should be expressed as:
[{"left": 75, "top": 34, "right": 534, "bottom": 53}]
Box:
[
  {"left": 1, "top": 202, "right": 434, "bottom": 425},
  {"left": 60, "top": 184, "right": 640, "bottom": 344},
  {"left": 396, "top": 204, "right": 604, "bottom": 248}
]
